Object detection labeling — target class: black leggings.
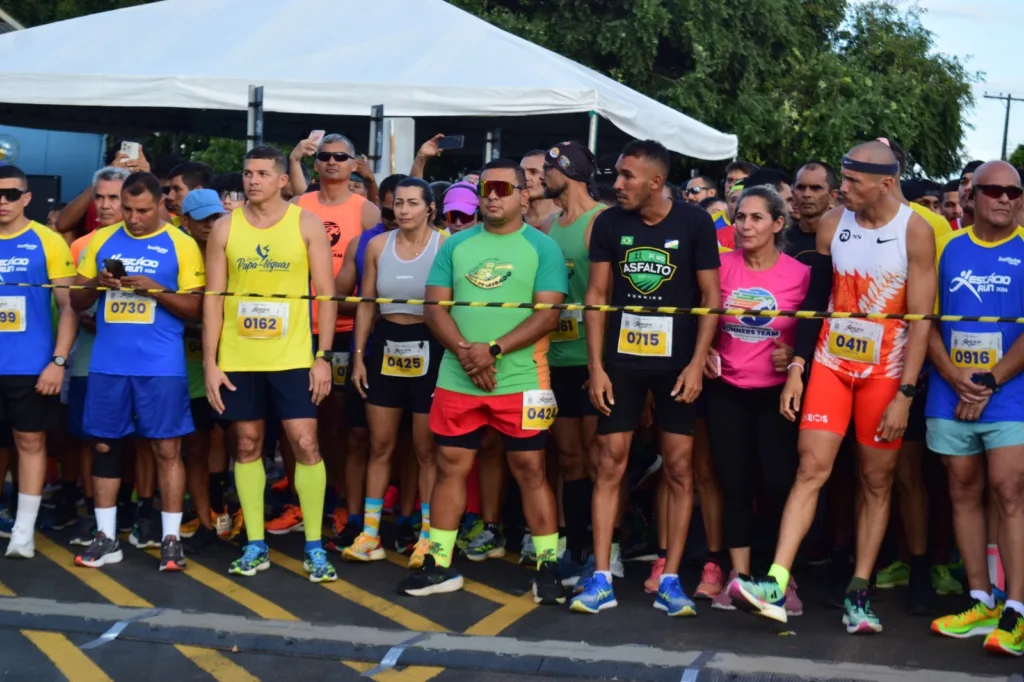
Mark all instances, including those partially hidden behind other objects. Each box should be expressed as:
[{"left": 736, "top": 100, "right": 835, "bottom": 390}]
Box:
[{"left": 706, "top": 379, "right": 799, "bottom": 550}]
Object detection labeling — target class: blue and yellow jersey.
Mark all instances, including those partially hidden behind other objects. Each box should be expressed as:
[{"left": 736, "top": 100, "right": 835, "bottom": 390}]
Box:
[
  {"left": 0, "top": 220, "right": 76, "bottom": 375},
  {"left": 78, "top": 223, "right": 205, "bottom": 377},
  {"left": 926, "top": 227, "right": 1024, "bottom": 423},
  {"left": 712, "top": 210, "right": 731, "bottom": 230}
]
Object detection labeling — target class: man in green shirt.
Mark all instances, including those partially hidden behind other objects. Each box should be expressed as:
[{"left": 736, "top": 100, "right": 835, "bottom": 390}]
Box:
[{"left": 397, "top": 159, "right": 568, "bottom": 604}]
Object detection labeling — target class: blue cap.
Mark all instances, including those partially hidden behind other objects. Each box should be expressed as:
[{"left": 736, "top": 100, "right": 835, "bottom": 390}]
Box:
[{"left": 181, "top": 189, "right": 225, "bottom": 220}]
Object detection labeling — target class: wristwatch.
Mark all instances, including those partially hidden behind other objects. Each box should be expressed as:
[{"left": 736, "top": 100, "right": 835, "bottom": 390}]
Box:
[
  {"left": 897, "top": 383, "right": 916, "bottom": 399},
  {"left": 315, "top": 350, "right": 334, "bottom": 362},
  {"left": 488, "top": 341, "right": 503, "bottom": 360},
  {"left": 52, "top": 355, "right": 66, "bottom": 368}
]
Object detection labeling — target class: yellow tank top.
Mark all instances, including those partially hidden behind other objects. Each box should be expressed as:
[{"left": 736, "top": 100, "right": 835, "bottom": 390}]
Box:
[{"left": 219, "top": 204, "right": 313, "bottom": 372}]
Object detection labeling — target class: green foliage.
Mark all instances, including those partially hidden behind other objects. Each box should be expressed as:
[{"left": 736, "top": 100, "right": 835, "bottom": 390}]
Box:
[{"left": 1009, "top": 144, "right": 1024, "bottom": 169}]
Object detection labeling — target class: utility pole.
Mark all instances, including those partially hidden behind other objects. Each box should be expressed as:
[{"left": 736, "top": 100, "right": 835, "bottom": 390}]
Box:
[{"left": 984, "top": 93, "right": 1024, "bottom": 161}]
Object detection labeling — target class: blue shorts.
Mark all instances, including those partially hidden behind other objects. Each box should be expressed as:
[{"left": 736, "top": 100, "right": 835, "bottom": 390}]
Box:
[
  {"left": 926, "top": 418, "right": 1024, "bottom": 456},
  {"left": 67, "top": 376, "right": 89, "bottom": 441},
  {"left": 83, "top": 373, "right": 194, "bottom": 440}
]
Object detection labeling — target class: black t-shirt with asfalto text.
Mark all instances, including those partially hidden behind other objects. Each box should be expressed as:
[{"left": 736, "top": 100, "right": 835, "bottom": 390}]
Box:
[{"left": 589, "top": 200, "right": 720, "bottom": 371}]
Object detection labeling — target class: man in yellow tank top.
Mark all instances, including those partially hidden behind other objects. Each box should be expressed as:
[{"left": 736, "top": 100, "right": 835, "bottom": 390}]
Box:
[{"left": 202, "top": 145, "right": 339, "bottom": 583}]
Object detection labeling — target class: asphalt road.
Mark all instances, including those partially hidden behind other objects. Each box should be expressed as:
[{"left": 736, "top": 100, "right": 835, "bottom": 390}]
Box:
[{"left": 0, "top": 521, "right": 1021, "bottom": 682}]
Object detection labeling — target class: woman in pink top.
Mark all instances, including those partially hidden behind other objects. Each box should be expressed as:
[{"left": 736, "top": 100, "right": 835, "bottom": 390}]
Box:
[{"left": 703, "top": 186, "right": 810, "bottom": 612}]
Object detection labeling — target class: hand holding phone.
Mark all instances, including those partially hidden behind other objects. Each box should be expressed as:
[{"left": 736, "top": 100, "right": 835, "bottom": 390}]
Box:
[
  {"left": 436, "top": 135, "right": 465, "bottom": 151},
  {"left": 309, "top": 130, "right": 326, "bottom": 144},
  {"left": 120, "top": 141, "right": 141, "bottom": 161},
  {"left": 103, "top": 258, "right": 127, "bottom": 279}
]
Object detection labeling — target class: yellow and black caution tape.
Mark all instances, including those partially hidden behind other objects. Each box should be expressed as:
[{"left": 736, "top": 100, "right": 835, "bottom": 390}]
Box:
[{"left": 6, "top": 280, "right": 1024, "bottom": 324}]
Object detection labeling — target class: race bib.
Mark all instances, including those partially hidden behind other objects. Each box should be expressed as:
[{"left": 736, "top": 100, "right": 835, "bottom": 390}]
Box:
[
  {"left": 237, "top": 302, "right": 288, "bottom": 339},
  {"left": 105, "top": 290, "right": 155, "bottom": 325},
  {"left": 551, "top": 309, "right": 582, "bottom": 343},
  {"left": 827, "top": 319, "right": 883, "bottom": 364},
  {"left": 951, "top": 330, "right": 1002, "bottom": 370},
  {"left": 332, "top": 352, "right": 351, "bottom": 386},
  {"left": 522, "top": 389, "right": 558, "bottom": 430},
  {"left": 617, "top": 313, "right": 671, "bottom": 357},
  {"left": 185, "top": 338, "right": 203, "bottom": 362},
  {"left": 381, "top": 341, "right": 428, "bottom": 378},
  {"left": 0, "top": 296, "right": 26, "bottom": 332}
]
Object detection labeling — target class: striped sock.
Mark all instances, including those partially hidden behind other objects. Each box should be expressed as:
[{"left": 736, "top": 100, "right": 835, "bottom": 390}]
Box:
[
  {"left": 362, "top": 497, "right": 383, "bottom": 538},
  {"left": 419, "top": 502, "right": 431, "bottom": 541}
]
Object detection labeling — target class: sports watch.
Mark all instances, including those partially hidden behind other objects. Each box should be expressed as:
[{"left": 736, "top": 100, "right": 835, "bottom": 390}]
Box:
[
  {"left": 315, "top": 350, "right": 334, "bottom": 362},
  {"left": 52, "top": 356, "right": 66, "bottom": 368},
  {"left": 897, "top": 383, "right": 916, "bottom": 399},
  {"left": 488, "top": 341, "right": 503, "bottom": 360}
]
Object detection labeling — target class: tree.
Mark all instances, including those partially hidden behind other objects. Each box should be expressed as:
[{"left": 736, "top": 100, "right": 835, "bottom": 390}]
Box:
[{"left": 1009, "top": 144, "right": 1024, "bottom": 169}]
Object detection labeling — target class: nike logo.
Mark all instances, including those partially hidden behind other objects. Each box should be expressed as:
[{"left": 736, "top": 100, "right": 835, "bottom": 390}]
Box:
[{"left": 877, "top": 237, "right": 898, "bottom": 244}]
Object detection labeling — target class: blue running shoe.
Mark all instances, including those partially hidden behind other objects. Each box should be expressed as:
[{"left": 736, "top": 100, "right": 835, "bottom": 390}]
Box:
[
  {"left": 304, "top": 547, "right": 338, "bottom": 583},
  {"left": 569, "top": 573, "right": 617, "bottom": 614},
  {"left": 0, "top": 508, "right": 14, "bottom": 538},
  {"left": 728, "top": 575, "right": 787, "bottom": 623},
  {"left": 842, "top": 589, "right": 882, "bottom": 634},
  {"left": 229, "top": 543, "right": 270, "bottom": 577},
  {"left": 654, "top": 576, "right": 697, "bottom": 617},
  {"left": 995, "top": 584, "right": 1008, "bottom": 604},
  {"left": 568, "top": 554, "right": 596, "bottom": 591}
]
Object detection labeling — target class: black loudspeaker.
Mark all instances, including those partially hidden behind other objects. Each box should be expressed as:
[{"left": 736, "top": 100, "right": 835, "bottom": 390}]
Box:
[{"left": 25, "top": 175, "right": 62, "bottom": 224}]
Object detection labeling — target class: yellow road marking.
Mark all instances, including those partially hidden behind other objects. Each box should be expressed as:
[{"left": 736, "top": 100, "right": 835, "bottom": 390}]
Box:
[
  {"left": 384, "top": 550, "right": 512, "bottom": 606},
  {"left": 21, "top": 630, "right": 114, "bottom": 682},
  {"left": 462, "top": 592, "right": 538, "bottom": 637},
  {"left": 269, "top": 548, "right": 446, "bottom": 632},
  {"left": 32, "top": 534, "right": 261, "bottom": 681},
  {"left": 0, "top": 579, "right": 13, "bottom": 596}
]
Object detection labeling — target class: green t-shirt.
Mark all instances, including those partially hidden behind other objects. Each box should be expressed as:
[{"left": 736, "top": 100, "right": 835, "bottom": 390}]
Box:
[
  {"left": 547, "top": 205, "right": 604, "bottom": 367},
  {"left": 427, "top": 224, "right": 568, "bottom": 396}
]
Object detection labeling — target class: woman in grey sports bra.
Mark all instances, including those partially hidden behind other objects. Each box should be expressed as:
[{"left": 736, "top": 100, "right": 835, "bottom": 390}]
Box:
[{"left": 346, "top": 178, "right": 445, "bottom": 569}]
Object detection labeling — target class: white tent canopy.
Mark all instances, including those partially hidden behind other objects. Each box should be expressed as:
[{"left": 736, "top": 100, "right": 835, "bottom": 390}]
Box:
[{"left": 0, "top": 0, "right": 737, "bottom": 160}]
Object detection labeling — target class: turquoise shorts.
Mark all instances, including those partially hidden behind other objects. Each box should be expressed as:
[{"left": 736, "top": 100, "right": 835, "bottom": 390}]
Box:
[{"left": 926, "top": 418, "right": 1024, "bottom": 456}]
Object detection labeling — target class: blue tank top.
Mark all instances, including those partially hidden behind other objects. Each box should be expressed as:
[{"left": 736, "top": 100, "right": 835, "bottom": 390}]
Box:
[{"left": 926, "top": 227, "right": 1024, "bottom": 422}]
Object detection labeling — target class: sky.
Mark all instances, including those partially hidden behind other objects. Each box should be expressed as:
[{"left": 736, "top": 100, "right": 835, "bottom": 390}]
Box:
[{"left": 881, "top": 0, "right": 1024, "bottom": 165}]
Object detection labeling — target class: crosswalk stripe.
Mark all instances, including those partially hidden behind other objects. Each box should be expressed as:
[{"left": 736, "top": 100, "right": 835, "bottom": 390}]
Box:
[
  {"left": 0, "top": 579, "right": 13, "bottom": 596},
  {"left": 174, "top": 645, "right": 259, "bottom": 682},
  {"left": 21, "top": 630, "right": 114, "bottom": 682},
  {"left": 461, "top": 592, "right": 538, "bottom": 637}
]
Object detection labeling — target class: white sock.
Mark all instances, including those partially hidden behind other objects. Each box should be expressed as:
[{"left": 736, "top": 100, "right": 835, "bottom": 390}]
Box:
[
  {"left": 96, "top": 506, "right": 117, "bottom": 538},
  {"left": 1006, "top": 599, "right": 1024, "bottom": 617},
  {"left": 970, "top": 589, "right": 995, "bottom": 609},
  {"left": 13, "top": 493, "right": 42, "bottom": 534},
  {"left": 161, "top": 511, "right": 182, "bottom": 540},
  {"left": 660, "top": 573, "right": 679, "bottom": 586},
  {"left": 596, "top": 570, "right": 613, "bottom": 582}
]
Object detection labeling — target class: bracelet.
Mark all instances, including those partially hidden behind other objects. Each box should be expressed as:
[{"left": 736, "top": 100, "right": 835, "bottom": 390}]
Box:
[{"left": 787, "top": 362, "right": 805, "bottom": 373}]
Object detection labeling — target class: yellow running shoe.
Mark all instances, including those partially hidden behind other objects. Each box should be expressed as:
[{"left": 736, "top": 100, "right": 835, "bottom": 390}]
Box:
[
  {"left": 984, "top": 607, "right": 1024, "bottom": 656},
  {"left": 931, "top": 600, "right": 1001, "bottom": 639},
  {"left": 212, "top": 508, "right": 231, "bottom": 537},
  {"left": 180, "top": 515, "right": 200, "bottom": 539},
  {"left": 408, "top": 538, "right": 430, "bottom": 570},
  {"left": 228, "top": 509, "right": 245, "bottom": 541},
  {"left": 342, "top": 532, "right": 386, "bottom": 562}
]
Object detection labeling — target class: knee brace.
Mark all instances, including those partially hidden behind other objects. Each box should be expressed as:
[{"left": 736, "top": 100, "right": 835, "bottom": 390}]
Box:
[{"left": 92, "top": 439, "right": 124, "bottom": 479}]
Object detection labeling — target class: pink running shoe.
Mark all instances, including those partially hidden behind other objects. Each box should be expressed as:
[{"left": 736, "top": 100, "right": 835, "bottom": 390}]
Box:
[
  {"left": 712, "top": 570, "right": 738, "bottom": 610},
  {"left": 785, "top": 578, "right": 803, "bottom": 616},
  {"left": 695, "top": 560, "right": 726, "bottom": 599},
  {"left": 644, "top": 557, "right": 666, "bottom": 594}
]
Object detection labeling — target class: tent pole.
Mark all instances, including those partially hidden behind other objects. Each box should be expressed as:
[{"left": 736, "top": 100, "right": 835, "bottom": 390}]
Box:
[
  {"left": 587, "top": 111, "right": 598, "bottom": 154},
  {"left": 246, "top": 85, "right": 264, "bottom": 153},
  {"left": 485, "top": 132, "right": 493, "bottom": 166}
]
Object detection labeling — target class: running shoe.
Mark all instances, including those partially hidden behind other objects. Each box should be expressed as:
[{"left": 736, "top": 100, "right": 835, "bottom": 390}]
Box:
[
  {"left": 644, "top": 557, "right": 666, "bottom": 594},
  {"left": 983, "top": 607, "right": 1024, "bottom": 656},
  {"left": 995, "top": 585, "right": 1008, "bottom": 604},
  {"left": 456, "top": 515, "right": 483, "bottom": 551},
  {"left": 270, "top": 476, "right": 290, "bottom": 493},
  {"left": 180, "top": 514, "right": 200, "bottom": 539},
  {"left": 931, "top": 600, "right": 1001, "bottom": 638},
  {"left": 342, "top": 532, "right": 386, "bottom": 562},
  {"left": 332, "top": 522, "right": 361, "bottom": 552},
  {"left": 931, "top": 564, "right": 964, "bottom": 596},
  {"left": 408, "top": 538, "right": 430, "bottom": 570},
  {"left": 610, "top": 543, "right": 625, "bottom": 579},
  {"left": 159, "top": 536, "right": 186, "bottom": 572},
  {"left": 464, "top": 525, "right": 506, "bottom": 562},
  {"left": 265, "top": 504, "right": 303, "bottom": 535},
  {"left": 182, "top": 525, "right": 217, "bottom": 555},
  {"left": 519, "top": 533, "right": 536, "bottom": 565},
  {"left": 4, "top": 527, "right": 34, "bottom": 559},
  {"left": 629, "top": 453, "right": 662, "bottom": 490},
  {"left": 712, "top": 571, "right": 739, "bottom": 611},
  {"left": 75, "top": 532, "right": 123, "bottom": 568},
  {"left": 332, "top": 508, "right": 348, "bottom": 537},
  {"left": 875, "top": 560, "right": 910, "bottom": 589},
  {"left": 569, "top": 573, "right": 617, "bottom": 614},
  {"left": 398, "top": 555, "right": 464, "bottom": 596},
  {"left": 213, "top": 508, "right": 232, "bottom": 537},
  {"left": 533, "top": 561, "right": 566, "bottom": 605},
  {"left": 0, "top": 508, "right": 14, "bottom": 538},
  {"left": 69, "top": 516, "right": 97, "bottom": 547},
  {"left": 394, "top": 522, "right": 417, "bottom": 555},
  {"left": 655, "top": 575, "right": 697, "bottom": 617},
  {"left": 304, "top": 547, "right": 339, "bottom": 583},
  {"left": 729, "top": 575, "right": 787, "bottom": 623},
  {"left": 228, "top": 509, "right": 245, "bottom": 541},
  {"left": 557, "top": 553, "right": 585, "bottom": 588},
  {"left": 228, "top": 543, "right": 270, "bottom": 577},
  {"left": 569, "top": 554, "right": 596, "bottom": 591},
  {"left": 907, "top": 565, "right": 936, "bottom": 616},
  {"left": 383, "top": 485, "right": 399, "bottom": 514},
  {"left": 50, "top": 502, "right": 79, "bottom": 531},
  {"left": 695, "top": 560, "right": 726, "bottom": 599},
  {"left": 785, "top": 579, "right": 804, "bottom": 617},
  {"left": 842, "top": 590, "right": 882, "bottom": 634},
  {"left": 128, "top": 517, "right": 161, "bottom": 550},
  {"left": 116, "top": 501, "right": 136, "bottom": 534}
]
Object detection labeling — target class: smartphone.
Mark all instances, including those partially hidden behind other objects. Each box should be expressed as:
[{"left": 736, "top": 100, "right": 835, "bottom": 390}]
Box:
[
  {"left": 309, "top": 130, "right": 326, "bottom": 144},
  {"left": 120, "top": 141, "right": 140, "bottom": 161},
  {"left": 711, "top": 354, "right": 722, "bottom": 377},
  {"left": 437, "top": 135, "right": 465, "bottom": 151},
  {"left": 103, "top": 258, "right": 127, "bottom": 279}
]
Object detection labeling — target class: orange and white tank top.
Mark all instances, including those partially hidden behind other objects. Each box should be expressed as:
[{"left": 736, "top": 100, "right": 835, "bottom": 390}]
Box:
[
  {"left": 814, "top": 204, "right": 912, "bottom": 379},
  {"left": 296, "top": 191, "right": 366, "bottom": 334}
]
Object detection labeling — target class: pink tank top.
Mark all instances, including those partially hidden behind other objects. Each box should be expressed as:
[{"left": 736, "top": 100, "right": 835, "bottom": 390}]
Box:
[{"left": 717, "top": 250, "right": 810, "bottom": 388}]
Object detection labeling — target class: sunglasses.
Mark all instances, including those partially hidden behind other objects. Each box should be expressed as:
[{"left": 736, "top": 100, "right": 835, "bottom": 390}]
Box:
[
  {"left": 685, "top": 186, "right": 712, "bottom": 195},
  {"left": 974, "top": 184, "right": 1024, "bottom": 200},
  {"left": 478, "top": 180, "right": 522, "bottom": 198},
  {"left": 316, "top": 152, "right": 354, "bottom": 163},
  {"left": 445, "top": 210, "right": 475, "bottom": 224},
  {"left": 0, "top": 188, "right": 25, "bottom": 202},
  {"left": 380, "top": 207, "right": 395, "bottom": 221}
]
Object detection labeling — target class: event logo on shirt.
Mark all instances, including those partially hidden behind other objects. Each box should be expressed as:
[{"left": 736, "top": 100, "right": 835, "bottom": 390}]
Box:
[
  {"left": 236, "top": 244, "right": 292, "bottom": 274},
  {"left": 147, "top": 244, "right": 168, "bottom": 255},
  {"left": 949, "top": 270, "right": 1011, "bottom": 303},
  {"left": 0, "top": 256, "right": 30, "bottom": 275},
  {"left": 722, "top": 287, "right": 780, "bottom": 342},
  {"left": 466, "top": 260, "right": 514, "bottom": 289},
  {"left": 110, "top": 253, "right": 160, "bottom": 275},
  {"left": 620, "top": 248, "right": 676, "bottom": 295},
  {"left": 565, "top": 259, "right": 575, "bottom": 280},
  {"left": 16, "top": 243, "right": 37, "bottom": 250}
]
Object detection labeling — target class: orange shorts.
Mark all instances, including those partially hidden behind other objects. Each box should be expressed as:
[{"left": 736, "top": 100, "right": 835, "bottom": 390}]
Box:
[{"left": 799, "top": 362, "right": 902, "bottom": 450}]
